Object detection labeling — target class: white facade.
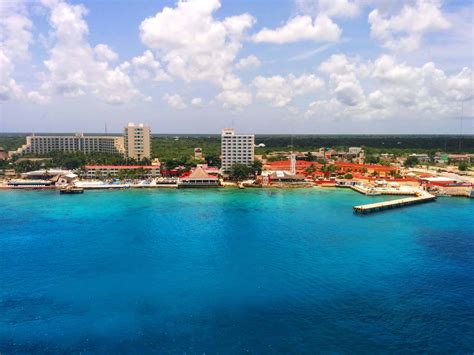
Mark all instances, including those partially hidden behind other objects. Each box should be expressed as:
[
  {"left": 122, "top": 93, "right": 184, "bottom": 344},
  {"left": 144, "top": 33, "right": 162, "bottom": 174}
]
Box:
[
  {"left": 83, "top": 165, "right": 160, "bottom": 179},
  {"left": 124, "top": 123, "right": 151, "bottom": 160},
  {"left": 220, "top": 128, "right": 255, "bottom": 172},
  {"left": 11, "top": 134, "right": 124, "bottom": 156}
]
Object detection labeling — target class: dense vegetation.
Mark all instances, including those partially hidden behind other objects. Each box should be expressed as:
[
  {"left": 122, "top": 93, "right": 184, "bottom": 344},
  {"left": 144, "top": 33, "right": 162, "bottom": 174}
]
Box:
[
  {"left": 0, "top": 135, "right": 25, "bottom": 151},
  {"left": 8, "top": 151, "right": 148, "bottom": 173},
  {"left": 1, "top": 134, "right": 473, "bottom": 170}
]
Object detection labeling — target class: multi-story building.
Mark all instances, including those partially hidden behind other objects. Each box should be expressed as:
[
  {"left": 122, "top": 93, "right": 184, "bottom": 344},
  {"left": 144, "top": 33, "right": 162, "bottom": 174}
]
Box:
[
  {"left": 83, "top": 165, "right": 160, "bottom": 179},
  {"left": 220, "top": 128, "right": 255, "bottom": 172},
  {"left": 11, "top": 134, "right": 125, "bottom": 156},
  {"left": 124, "top": 123, "right": 151, "bottom": 160}
]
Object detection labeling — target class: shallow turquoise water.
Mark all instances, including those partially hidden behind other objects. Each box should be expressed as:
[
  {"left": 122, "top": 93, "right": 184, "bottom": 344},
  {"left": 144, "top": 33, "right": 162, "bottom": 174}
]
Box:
[{"left": 1, "top": 188, "right": 473, "bottom": 353}]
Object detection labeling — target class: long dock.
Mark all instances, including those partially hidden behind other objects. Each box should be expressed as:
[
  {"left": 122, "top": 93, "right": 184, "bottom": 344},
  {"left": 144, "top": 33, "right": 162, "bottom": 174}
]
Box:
[
  {"left": 353, "top": 192, "right": 436, "bottom": 214},
  {"left": 350, "top": 184, "right": 417, "bottom": 196}
]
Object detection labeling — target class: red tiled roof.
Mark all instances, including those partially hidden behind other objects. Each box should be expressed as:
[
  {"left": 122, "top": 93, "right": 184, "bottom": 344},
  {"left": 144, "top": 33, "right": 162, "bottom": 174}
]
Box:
[
  {"left": 265, "top": 161, "right": 321, "bottom": 169},
  {"left": 85, "top": 165, "right": 159, "bottom": 169},
  {"left": 334, "top": 162, "right": 396, "bottom": 171},
  {"left": 265, "top": 161, "right": 396, "bottom": 172}
]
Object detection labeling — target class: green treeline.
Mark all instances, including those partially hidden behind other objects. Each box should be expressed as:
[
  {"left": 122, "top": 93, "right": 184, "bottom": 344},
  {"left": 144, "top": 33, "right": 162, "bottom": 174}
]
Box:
[{"left": 1, "top": 134, "right": 473, "bottom": 164}]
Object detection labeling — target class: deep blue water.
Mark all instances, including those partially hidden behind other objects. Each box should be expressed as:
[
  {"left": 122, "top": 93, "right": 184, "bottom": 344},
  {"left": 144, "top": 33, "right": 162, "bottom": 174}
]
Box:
[{"left": 1, "top": 188, "right": 473, "bottom": 353}]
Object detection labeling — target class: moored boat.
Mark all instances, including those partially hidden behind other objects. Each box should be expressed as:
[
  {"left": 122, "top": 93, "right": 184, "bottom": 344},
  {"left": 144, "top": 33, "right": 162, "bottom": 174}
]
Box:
[{"left": 60, "top": 186, "right": 84, "bottom": 194}]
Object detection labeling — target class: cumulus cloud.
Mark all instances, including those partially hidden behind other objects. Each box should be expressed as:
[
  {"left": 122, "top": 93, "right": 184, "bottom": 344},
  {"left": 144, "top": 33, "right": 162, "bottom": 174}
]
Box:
[
  {"left": 236, "top": 55, "right": 261, "bottom": 70},
  {"left": 216, "top": 89, "right": 252, "bottom": 110},
  {"left": 253, "top": 74, "right": 324, "bottom": 107},
  {"left": 163, "top": 93, "right": 187, "bottom": 109},
  {"left": 27, "top": 91, "right": 51, "bottom": 105},
  {"left": 191, "top": 97, "right": 203, "bottom": 106},
  {"left": 295, "top": 0, "right": 360, "bottom": 18},
  {"left": 139, "top": 0, "right": 254, "bottom": 90},
  {"left": 0, "top": 50, "right": 23, "bottom": 101},
  {"left": 131, "top": 50, "right": 170, "bottom": 82},
  {"left": 38, "top": 0, "right": 144, "bottom": 104},
  {"left": 0, "top": 0, "right": 32, "bottom": 101},
  {"left": 252, "top": 15, "right": 341, "bottom": 44},
  {"left": 368, "top": 0, "right": 450, "bottom": 51},
  {"left": 94, "top": 44, "right": 118, "bottom": 62},
  {"left": 306, "top": 54, "right": 473, "bottom": 121}
]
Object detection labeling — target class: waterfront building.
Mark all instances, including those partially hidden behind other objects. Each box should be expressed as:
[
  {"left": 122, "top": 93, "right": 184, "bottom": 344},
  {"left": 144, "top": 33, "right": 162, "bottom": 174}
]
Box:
[
  {"left": 267, "top": 171, "right": 307, "bottom": 184},
  {"left": 11, "top": 134, "right": 125, "bottom": 156},
  {"left": 177, "top": 166, "right": 219, "bottom": 188},
  {"left": 21, "top": 169, "right": 72, "bottom": 179},
  {"left": 124, "top": 123, "right": 151, "bottom": 161},
  {"left": 83, "top": 165, "right": 160, "bottom": 179},
  {"left": 264, "top": 160, "right": 321, "bottom": 173},
  {"left": 333, "top": 163, "right": 398, "bottom": 177},
  {"left": 263, "top": 161, "right": 398, "bottom": 178},
  {"left": 220, "top": 128, "right": 255, "bottom": 172}
]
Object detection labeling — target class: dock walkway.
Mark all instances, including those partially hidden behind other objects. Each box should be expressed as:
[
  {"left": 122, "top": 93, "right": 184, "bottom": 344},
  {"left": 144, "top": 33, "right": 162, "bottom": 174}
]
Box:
[
  {"left": 350, "top": 184, "right": 417, "bottom": 196},
  {"left": 353, "top": 192, "right": 436, "bottom": 214}
]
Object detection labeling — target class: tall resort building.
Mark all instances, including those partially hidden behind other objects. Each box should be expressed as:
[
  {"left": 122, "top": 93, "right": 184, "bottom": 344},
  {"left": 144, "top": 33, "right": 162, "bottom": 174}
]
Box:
[
  {"left": 123, "top": 123, "right": 151, "bottom": 160},
  {"left": 220, "top": 128, "right": 255, "bottom": 172},
  {"left": 11, "top": 134, "right": 125, "bottom": 156}
]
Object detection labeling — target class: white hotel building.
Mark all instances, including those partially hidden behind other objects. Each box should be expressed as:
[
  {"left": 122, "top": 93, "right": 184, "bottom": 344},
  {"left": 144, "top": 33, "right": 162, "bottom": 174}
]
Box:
[
  {"left": 11, "top": 134, "right": 125, "bottom": 156},
  {"left": 220, "top": 128, "right": 255, "bottom": 172},
  {"left": 11, "top": 123, "right": 151, "bottom": 160}
]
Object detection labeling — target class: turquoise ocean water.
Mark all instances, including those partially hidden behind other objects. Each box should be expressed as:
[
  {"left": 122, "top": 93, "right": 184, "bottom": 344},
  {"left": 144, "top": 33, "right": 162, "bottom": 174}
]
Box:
[{"left": 1, "top": 188, "right": 473, "bottom": 353}]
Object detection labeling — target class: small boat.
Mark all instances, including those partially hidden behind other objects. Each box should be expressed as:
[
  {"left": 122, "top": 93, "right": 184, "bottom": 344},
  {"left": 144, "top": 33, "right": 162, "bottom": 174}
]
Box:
[{"left": 60, "top": 186, "right": 84, "bottom": 194}]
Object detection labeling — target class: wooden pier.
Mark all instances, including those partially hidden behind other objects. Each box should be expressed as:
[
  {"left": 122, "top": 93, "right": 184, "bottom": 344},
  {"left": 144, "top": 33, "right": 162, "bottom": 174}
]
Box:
[{"left": 353, "top": 192, "right": 436, "bottom": 214}]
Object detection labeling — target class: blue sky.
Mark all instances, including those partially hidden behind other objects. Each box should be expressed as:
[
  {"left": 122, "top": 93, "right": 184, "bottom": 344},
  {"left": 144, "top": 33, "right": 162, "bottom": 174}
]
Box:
[{"left": 0, "top": 0, "right": 473, "bottom": 134}]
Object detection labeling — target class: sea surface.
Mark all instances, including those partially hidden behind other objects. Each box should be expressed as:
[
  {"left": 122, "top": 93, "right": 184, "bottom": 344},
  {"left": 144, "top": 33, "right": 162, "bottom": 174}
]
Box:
[{"left": 1, "top": 188, "right": 473, "bottom": 353}]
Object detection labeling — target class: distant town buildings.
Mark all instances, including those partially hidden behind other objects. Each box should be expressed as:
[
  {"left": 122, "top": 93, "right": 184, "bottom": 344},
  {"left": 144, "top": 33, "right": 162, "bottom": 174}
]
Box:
[
  {"left": 220, "top": 128, "right": 255, "bottom": 172},
  {"left": 10, "top": 134, "right": 125, "bottom": 156},
  {"left": 124, "top": 123, "right": 151, "bottom": 160},
  {"left": 194, "top": 147, "right": 203, "bottom": 160}
]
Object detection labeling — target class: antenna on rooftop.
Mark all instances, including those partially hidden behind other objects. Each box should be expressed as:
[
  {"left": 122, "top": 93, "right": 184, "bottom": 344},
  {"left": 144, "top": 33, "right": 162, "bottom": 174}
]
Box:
[{"left": 105, "top": 121, "right": 108, "bottom": 136}]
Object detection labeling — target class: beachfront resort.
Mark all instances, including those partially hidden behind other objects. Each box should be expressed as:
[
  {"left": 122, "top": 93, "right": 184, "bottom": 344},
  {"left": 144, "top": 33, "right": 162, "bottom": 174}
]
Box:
[{"left": 1, "top": 125, "right": 473, "bottom": 211}]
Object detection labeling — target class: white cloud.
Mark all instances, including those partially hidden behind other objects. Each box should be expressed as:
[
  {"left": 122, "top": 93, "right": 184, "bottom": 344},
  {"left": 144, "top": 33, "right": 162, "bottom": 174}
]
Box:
[
  {"left": 216, "top": 89, "right": 252, "bottom": 110},
  {"left": 0, "top": 50, "right": 23, "bottom": 101},
  {"left": 139, "top": 0, "right": 254, "bottom": 90},
  {"left": 0, "top": 0, "right": 33, "bottom": 61},
  {"left": 131, "top": 50, "right": 170, "bottom": 82},
  {"left": 296, "top": 0, "right": 360, "bottom": 18},
  {"left": 368, "top": 0, "right": 450, "bottom": 51},
  {"left": 252, "top": 15, "right": 341, "bottom": 44},
  {"left": 191, "top": 97, "right": 203, "bottom": 106},
  {"left": 236, "top": 55, "right": 261, "bottom": 70},
  {"left": 94, "top": 44, "right": 118, "bottom": 62},
  {"left": 318, "top": 0, "right": 359, "bottom": 18},
  {"left": 27, "top": 91, "right": 51, "bottom": 105},
  {"left": 38, "top": 0, "right": 144, "bottom": 104},
  {"left": 0, "top": 0, "right": 32, "bottom": 101},
  {"left": 307, "top": 54, "right": 473, "bottom": 121},
  {"left": 253, "top": 74, "right": 324, "bottom": 107},
  {"left": 163, "top": 93, "right": 187, "bottom": 109}
]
